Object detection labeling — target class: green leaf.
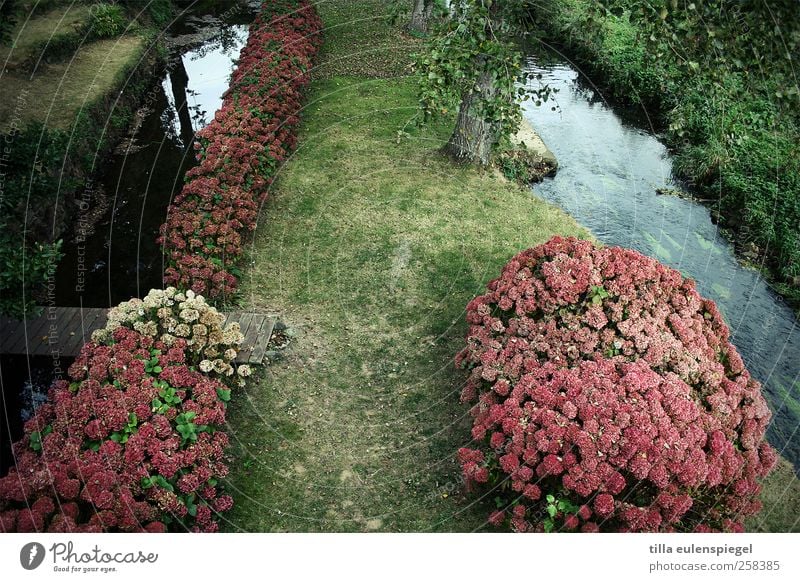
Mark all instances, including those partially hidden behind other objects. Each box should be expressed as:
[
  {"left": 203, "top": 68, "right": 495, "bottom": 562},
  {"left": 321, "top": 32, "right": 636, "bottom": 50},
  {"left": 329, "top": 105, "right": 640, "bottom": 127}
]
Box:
[
  {"left": 29, "top": 431, "right": 42, "bottom": 452},
  {"left": 153, "top": 475, "right": 174, "bottom": 492}
]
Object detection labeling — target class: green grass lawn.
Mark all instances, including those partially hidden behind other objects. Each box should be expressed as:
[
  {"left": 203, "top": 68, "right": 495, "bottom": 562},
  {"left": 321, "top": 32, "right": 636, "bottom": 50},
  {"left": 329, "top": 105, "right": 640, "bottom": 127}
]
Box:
[
  {"left": 222, "top": 0, "right": 800, "bottom": 532},
  {"left": 0, "top": 35, "right": 145, "bottom": 131},
  {"left": 224, "top": 75, "right": 588, "bottom": 532},
  {"left": 0, "top": 0, "right": 147, "bottom": 132},
  {"left": 0, "top": 3, "right": 93, "bottom": 67}
]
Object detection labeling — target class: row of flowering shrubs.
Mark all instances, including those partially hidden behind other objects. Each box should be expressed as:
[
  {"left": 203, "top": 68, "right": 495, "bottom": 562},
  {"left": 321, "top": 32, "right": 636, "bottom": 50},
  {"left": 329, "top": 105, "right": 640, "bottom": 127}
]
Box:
[
  {"left": 158, "top": 0, "right": 322, "bottom": 299},
  {"left": 457, "top": 236, "right": 777, "bottom": 532},
  {"left": 0, "top": 288, "right": 251, "bottom": 532}
]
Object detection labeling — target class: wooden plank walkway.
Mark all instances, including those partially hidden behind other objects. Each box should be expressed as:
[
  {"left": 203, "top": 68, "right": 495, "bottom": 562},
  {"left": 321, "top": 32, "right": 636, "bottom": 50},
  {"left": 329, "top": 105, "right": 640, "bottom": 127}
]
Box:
[{"left": 0, "top": 308, "right": 275, "bottom": 364}]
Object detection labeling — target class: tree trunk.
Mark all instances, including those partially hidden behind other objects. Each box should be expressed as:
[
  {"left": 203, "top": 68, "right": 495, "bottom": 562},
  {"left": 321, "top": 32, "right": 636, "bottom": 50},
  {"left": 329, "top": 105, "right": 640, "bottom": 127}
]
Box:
[
  {"left": 444, "top": 66, "right": 497, "bottom": 165},
  {"left": 408, "top": 0, "right": 431, "bottom": 35},
  {"left": 424, "top": 1, "right": 434, "bottom": 23}
]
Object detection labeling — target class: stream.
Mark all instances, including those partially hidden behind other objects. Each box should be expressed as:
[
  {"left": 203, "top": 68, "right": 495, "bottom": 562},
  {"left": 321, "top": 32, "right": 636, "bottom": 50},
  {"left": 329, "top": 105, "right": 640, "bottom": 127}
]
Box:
[
  {"left": 521, "top": 54, "right": 800, "bottom": 472},
  {"left": 54, "top": 11, "right": 252, "bottom": 307},
  {"left": 0, "top": 5, "right": 255, "bottom": 475}
]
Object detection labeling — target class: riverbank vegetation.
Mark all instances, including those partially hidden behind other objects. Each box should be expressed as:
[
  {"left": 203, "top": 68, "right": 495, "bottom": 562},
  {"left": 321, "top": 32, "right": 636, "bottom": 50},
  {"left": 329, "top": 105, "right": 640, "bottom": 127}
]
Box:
[
  {"left": 529, "top": 0, "right": 800, "bottom": 308},
  {"left": 0, "top": 1, "right": 172, "bottom": 316}
]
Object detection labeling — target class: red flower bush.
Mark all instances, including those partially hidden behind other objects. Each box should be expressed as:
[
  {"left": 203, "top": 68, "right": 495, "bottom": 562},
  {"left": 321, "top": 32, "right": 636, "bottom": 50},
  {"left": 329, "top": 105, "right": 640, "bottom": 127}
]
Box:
[
  {"left": 456, "top": 236, "right": 776, "bottom": 532},
  {"left": 0, "top": 289, "right": 245, "bottom": 532},
  {"left": 158, "top": 0, "right": 322, "bottom": 299}
]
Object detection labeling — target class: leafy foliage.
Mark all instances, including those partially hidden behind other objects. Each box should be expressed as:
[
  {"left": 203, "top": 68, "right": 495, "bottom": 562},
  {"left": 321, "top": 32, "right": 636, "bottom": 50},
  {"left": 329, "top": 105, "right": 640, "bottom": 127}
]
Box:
[
  {"left": 416, "top": 0, "right": 552, "bottom": 161},
  {"left": 0, "top": 0, "right": 16, "bottom": 43},
  {"left": 0, "top": 123, "right": 77, "bottom": 317},
  {"left": 0, "top": 237, "right": 62, "bottom": 318},
  {"left": 88, "top": 3, "right": 127, "bottom": 38}
]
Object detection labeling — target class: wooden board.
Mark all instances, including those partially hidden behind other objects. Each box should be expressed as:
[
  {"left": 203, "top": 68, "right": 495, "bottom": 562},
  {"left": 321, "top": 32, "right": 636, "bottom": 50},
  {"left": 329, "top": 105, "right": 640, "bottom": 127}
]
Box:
[
  {"left": 248, "top": 316, "right": 276, "bottom": 364},
  {"left": 1, "top": 307, "right": 275, "bottom": 364}
]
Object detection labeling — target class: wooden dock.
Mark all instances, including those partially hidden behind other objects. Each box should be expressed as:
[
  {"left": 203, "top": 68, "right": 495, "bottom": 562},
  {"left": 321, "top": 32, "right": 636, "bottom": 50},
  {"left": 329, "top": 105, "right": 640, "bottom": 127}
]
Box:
[{"left": 0, "top": 307, "right": 275, "bottom": 364}]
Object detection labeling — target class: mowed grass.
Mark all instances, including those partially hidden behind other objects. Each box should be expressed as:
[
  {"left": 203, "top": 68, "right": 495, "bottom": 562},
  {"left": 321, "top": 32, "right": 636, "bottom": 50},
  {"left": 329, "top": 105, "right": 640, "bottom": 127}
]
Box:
[
  {"left": 222, "top": 0, "right": 800, "bottom": 532},
  {"left": 223, "top": 76, "right": 588, "bottom": 532},
  {"left": 747, "top": 457, "right": 800, "bottom": 532},
  {"left": 0, "top": 1, "right": 144, "bottom": 132},
  {"left": 0, "top": 35, "right": 145, "bottom": 131},
  {"left": 0, "top": 3, "right": 93, "bottom": 66},
  {"left": 312, "top": 0, "right": 422, "bottom": 79}
]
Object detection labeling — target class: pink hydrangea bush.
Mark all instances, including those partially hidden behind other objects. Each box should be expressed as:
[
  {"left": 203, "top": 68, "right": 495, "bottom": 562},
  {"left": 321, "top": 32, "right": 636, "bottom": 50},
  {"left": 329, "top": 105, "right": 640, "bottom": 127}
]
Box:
[
  {"left": 0, "top": 289, "right": 248, "bottom": 532},
  {"left": 456, "top": 236, "right": 776, "bottom": 532},
  {"left": 159, "top": 0, "right": 322, "bottom": 299}
]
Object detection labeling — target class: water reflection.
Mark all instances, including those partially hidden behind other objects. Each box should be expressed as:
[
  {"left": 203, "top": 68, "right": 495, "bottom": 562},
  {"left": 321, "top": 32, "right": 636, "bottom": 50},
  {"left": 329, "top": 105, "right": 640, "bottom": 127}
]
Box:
[{"left": 53, "top": 24, "right": 250, "bottom": 307}]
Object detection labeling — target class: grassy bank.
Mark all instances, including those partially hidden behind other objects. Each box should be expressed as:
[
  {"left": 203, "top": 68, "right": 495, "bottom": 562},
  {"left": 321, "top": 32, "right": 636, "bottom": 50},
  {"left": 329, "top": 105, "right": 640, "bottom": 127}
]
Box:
[
  {"left": 223, "top": 0, "right": 799, "bottom": 532},
  {"left": 0, "top": 35, "right": 148, "bottom": 131},
  {"left": 223, "top": 0, "right": 588, "bottom": 532},
  {"left": 529, "top": 0, "right": 800, "bottom": 310}
]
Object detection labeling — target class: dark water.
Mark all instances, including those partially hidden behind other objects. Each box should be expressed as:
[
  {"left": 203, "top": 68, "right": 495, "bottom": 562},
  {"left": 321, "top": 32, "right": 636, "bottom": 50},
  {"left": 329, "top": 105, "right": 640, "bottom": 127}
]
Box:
[
  {"left": 522, "top": 56, "right": 800, "bottom": 471},
  {"left": 1, "top": 8, "right": 254, "bottom": 476},
  {"left": 53, "top": 17, "right": 251, "bottom": 308}
]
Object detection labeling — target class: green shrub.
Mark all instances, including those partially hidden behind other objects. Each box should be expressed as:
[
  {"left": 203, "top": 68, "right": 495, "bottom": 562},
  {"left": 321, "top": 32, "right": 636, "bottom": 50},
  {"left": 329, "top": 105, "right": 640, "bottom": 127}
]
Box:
[
  {"left": 88, "top": 3, "right": 127, "bottom": 38},
  {"left": 0, "top": 1, "right": 16, "bottom": 43},
  {"left": 144, "top": 0, "right": 172, "bottom": 26},
  {"left": 0, "top": 124, "right": 75, "bottom": 317},
  {"left": 0, "top": 237, "right": 62, "bottom": 318}
]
